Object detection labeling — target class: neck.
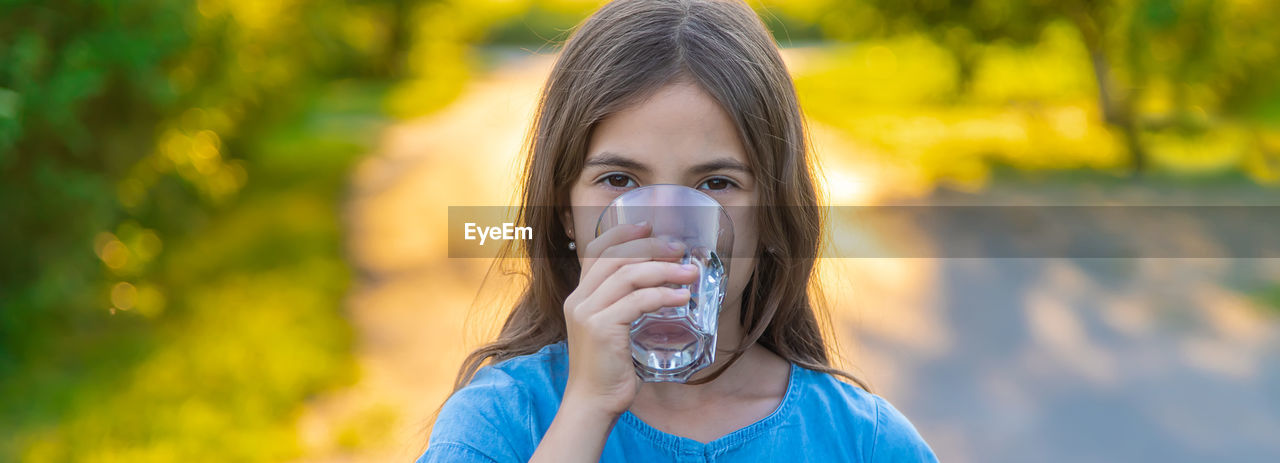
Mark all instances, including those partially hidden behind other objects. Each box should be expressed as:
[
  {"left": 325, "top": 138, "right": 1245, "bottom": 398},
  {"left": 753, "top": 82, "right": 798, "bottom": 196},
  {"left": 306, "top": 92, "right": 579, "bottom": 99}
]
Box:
[
  {"left": 638, "top": 345, "right": 766, "bottom": 404},
  {"left": 633, "top": 297, "right": 786, "bottom": 408}
]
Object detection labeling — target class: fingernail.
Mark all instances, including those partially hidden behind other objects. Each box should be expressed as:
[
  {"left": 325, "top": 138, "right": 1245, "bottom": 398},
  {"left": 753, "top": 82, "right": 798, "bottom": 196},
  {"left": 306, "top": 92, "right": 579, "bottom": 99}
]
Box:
[
  {"left": 635, "top": 220, "right": 649, "bottom": 228},
  {"left": 681, "top": 263, "right": 697, "bottom": 272},
  {"left": 667, "top": 241, "right": 685, "bottom": 252}
]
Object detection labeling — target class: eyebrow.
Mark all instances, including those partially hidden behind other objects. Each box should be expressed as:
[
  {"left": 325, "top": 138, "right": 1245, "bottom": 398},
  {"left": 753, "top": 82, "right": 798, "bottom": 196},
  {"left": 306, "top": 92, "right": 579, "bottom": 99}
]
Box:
[
  {"left": 689, "top": 157, "right": 751, "bottom": 176},
  {"left": 583, "top": 152, "right": 649, "bottom": 173},
  {"left": 584, "top": 152, "right": 751, "bottom": 176}
]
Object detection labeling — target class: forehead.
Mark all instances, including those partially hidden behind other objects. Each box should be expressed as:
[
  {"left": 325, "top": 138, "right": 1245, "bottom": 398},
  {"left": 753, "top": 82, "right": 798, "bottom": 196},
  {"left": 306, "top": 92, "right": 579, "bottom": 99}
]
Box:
[{"left": 586, "top": 81, "right": 749, "bottom": 169}]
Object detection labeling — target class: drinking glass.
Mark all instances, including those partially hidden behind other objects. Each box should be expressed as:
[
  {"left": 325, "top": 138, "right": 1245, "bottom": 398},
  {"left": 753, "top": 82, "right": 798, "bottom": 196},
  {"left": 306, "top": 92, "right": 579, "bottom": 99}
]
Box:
[{"left": 594, "top": 184, "right": 734, "bottom": 382}]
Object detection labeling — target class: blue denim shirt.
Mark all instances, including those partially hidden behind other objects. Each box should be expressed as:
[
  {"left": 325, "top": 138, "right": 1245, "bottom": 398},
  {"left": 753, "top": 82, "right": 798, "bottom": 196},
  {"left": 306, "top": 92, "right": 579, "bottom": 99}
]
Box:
[{"left": 418, "top": 342, "right": 937, "bottom": 462}]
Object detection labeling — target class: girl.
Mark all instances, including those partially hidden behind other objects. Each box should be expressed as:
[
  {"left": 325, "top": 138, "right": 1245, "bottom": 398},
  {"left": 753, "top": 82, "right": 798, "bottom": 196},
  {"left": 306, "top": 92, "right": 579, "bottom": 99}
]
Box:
[{"left": 420, "top": 0, "right": 937, "bottom": 461}]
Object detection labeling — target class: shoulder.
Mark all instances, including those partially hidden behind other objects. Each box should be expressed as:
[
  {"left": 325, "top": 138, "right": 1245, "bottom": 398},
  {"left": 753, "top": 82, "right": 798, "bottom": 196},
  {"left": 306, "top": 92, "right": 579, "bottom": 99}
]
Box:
[
  {"left": 439, "top": 341, "right": 568, "bottom": 420},
  {"left": 455, "top": 341, "right": 569, "bottom": 403},
  {"left": 792, "top": 366, "right": 938, "bottom": 462},
  {"left": 420, "top": 342, "right": 569, "bottom": 463}
]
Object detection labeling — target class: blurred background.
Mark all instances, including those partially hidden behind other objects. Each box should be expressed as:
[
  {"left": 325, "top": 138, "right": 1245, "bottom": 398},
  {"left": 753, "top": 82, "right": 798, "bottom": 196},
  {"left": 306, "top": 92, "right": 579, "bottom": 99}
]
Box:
[{"left": 2, "top": 0, "right": 1279, "bottom": 461}]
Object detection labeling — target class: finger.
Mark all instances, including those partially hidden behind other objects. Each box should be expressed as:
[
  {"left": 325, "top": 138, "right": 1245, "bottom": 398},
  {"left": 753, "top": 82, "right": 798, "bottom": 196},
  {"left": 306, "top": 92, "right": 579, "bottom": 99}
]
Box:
[
  {"left": 593, "top": 286, "right": 692, "bottom": 327},
  {"left": 579, "top": 222, "right": 651, "bottom": 278},
  {"left": 577, "top": 237, "right": 686, "bottom": 295},
  {"left": 576, "top": 261, "right": 698, "bottom": 316}
]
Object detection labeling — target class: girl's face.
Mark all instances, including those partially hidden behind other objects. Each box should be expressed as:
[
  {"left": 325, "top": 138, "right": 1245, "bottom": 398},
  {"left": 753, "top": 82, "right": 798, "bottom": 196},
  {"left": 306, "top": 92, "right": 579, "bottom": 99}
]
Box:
[{"left": 565, "top": 80, "right": 759, "bottom": 324}]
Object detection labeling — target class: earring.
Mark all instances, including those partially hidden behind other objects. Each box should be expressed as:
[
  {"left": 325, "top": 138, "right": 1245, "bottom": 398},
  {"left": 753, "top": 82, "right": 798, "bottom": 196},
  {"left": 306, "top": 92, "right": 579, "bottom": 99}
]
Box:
[{"left": 568, "top": 241, "right": 576, "bottom": 251}]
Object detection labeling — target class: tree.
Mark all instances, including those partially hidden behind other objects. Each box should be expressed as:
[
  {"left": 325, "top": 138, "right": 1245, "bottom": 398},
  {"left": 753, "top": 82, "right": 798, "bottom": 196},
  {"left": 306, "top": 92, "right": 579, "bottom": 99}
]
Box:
[{"left": 818, "top": 0, "right": 1280, "bottom": 176}]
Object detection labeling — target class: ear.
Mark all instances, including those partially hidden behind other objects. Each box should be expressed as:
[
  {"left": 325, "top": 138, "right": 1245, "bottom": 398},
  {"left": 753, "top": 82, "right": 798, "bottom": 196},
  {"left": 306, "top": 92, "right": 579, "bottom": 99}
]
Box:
[{"left": 560, "top": 207, "right": 575, "bottom": 241}]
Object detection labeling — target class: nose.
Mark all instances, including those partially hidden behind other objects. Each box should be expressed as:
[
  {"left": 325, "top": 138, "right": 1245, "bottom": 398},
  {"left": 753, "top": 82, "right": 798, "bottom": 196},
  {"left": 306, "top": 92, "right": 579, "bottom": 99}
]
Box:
[
  {"left": 645, "top": 185, "right": 693, "bottom": 238},
  {"left": 650, "top": 183, "right": 688, "bottom": 206},
  {"left": 629, "top": 185, "right": 718, "bottom": 241}
]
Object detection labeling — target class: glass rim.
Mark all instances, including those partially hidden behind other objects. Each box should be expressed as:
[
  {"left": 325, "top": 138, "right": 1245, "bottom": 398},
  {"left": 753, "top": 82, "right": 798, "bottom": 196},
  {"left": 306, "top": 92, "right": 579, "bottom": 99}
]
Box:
[{"left": 593, "top": 184, "right": 735, "bottom": 238}]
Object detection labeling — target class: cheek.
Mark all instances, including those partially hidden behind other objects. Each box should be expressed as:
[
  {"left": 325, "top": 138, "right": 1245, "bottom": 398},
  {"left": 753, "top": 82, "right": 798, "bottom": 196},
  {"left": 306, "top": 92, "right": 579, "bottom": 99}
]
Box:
[
  {"left": 723, "top": 211, "right": 758, "bottom": 306},
  {"left": 722, "top": 202, "right": 755, "bottom": 255},
  {"left": 572, "top": 203, "right": 608, "bottom": 239},
  {"left": 566, "top": 185, "right": 610, "bottom": 259},
  {"left": 572, "top": 210, "right": 597, "bottom": 260},
  {"left": 728, "top": 208, "right": 758, "bottom": 269},
  {"left": 724, "top": 255, "right": 755, "bottom": 307}
]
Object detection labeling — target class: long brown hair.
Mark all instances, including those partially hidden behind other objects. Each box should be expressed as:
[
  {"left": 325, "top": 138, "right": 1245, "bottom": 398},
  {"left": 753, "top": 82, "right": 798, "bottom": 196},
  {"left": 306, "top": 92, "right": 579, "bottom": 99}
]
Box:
[{"left": 454, "top": 0, "right": 868, "bottom": 392}]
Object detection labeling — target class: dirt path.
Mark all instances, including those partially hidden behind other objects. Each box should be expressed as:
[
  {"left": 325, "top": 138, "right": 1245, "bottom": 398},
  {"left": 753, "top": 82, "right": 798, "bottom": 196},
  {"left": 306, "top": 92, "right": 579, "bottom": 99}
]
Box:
[{"left": 292, "top": 54, "right": 553, "bottom": 462}]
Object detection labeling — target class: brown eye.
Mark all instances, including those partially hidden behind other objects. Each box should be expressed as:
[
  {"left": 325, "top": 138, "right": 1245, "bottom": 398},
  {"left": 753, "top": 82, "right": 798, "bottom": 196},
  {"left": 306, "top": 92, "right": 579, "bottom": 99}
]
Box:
[
  {"left": 699, "top": 177, "right": 733, "bottom": 191},
  {"left": 604, "top": 174, "right": 635, "bottom": 188}
]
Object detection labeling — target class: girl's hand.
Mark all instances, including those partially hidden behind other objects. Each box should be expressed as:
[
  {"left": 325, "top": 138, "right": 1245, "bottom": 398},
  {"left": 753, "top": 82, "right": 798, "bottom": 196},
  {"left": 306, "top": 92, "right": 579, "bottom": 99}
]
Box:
[{"left": 560, "top": 222, "right": 697, "bottom": 417}]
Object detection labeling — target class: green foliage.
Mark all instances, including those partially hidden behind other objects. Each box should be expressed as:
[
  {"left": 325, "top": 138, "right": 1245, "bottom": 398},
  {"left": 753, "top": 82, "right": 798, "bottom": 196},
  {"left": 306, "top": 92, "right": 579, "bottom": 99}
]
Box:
[
  {"left": 0, "top": 0, "right": 398, "bottom": 460},
  {"left": 383, "top": 0, "right": 599, "bottom": 119},
  {"left": 484, "top": 3, "right": 585, "bottom": 45},
  {"left": 769, "top": 0, "right": 1280, "bottom": 178},
  {"left": 1257, "top": 285, "right": 1280, "bottom": 317},
  {"left": 778, "top": 0, "right": 1280, "bottom": 182},
  {"left": 0, "top": 0, "right": 561, "bottom": 458}
]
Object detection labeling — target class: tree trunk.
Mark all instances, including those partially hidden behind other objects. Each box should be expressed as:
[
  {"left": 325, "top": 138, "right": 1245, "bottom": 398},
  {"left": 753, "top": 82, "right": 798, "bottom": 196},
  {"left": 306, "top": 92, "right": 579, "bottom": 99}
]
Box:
[
  {"left": 1068, "top": 8, "right": 1147, "bottom": 176},
  {"left": 381, "top": 0, "right": 414, "bottom": 78},
  {"left": 1088, "top": 47, "right": 1146, "bottom": 176}
]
